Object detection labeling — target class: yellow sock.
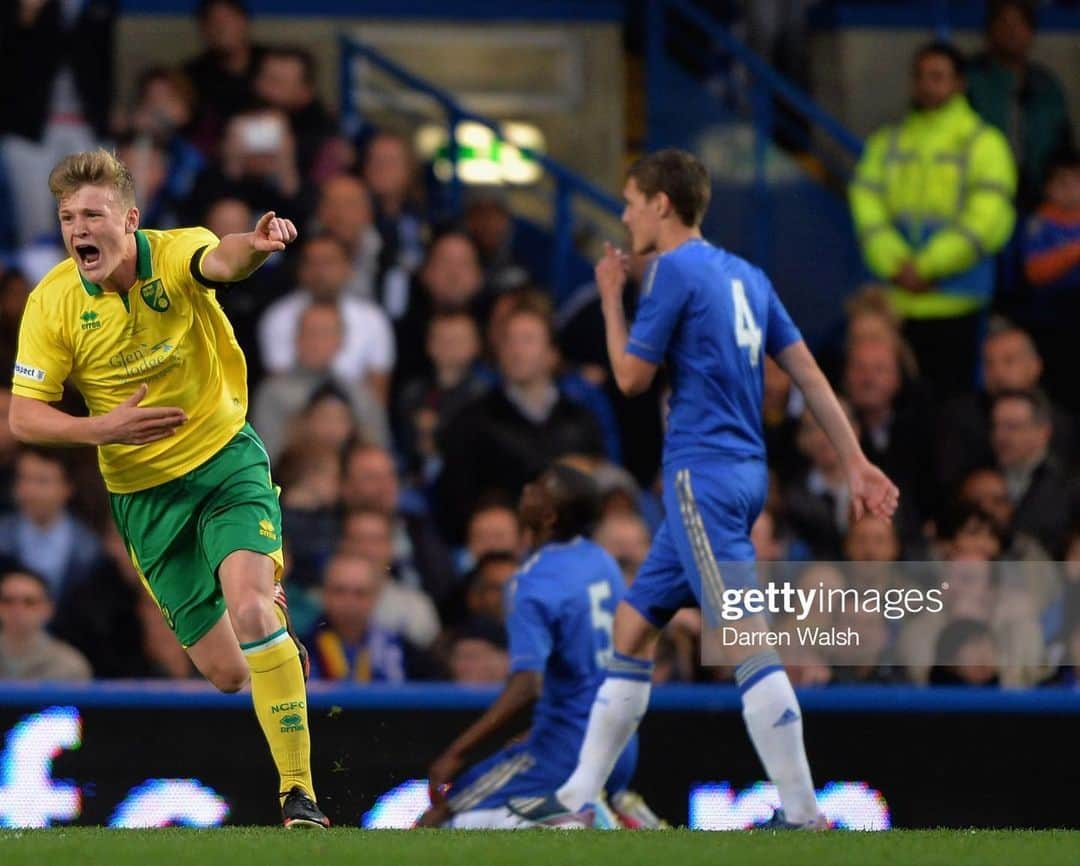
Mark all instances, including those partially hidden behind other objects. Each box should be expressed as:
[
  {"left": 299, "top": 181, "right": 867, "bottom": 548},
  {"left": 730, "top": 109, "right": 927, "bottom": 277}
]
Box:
[{"left": 242, "top": 626, "right": 315, "bottom": 802}]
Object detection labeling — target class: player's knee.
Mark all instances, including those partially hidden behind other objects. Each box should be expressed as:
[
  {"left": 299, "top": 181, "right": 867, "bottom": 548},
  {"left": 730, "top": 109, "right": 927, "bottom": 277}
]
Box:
[
  {"left": 230, "top": 594, "right": 277, "bottom": 640},
  {"left": 207, "top": 664, "right": 249, "bottom": 694}
]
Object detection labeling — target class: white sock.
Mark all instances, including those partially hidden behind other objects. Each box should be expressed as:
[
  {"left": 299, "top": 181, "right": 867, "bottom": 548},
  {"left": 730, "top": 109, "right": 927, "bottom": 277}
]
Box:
[
  {"left": 736, "top": 652, "right": 818, "bottom": 824},
  {"left": 557, "top": 655, "right": 653, "bottom": 810}
]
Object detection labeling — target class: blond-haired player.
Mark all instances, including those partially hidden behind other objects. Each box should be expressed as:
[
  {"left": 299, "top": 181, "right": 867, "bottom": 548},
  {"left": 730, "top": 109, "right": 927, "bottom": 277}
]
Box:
[{"left": 9, "top": 149, "right": 327, "bottom": 829}]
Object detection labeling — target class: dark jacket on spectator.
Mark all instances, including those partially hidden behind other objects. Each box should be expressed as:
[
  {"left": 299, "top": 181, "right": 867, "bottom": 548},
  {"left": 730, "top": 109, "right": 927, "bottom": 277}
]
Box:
[
  {"left": 436, "top": 387, "right": 605, "bottom": 542},
  {"left": 1010, "top": 457, "right": 1074, "bottom": 559},
  {"left": 0, "top": 0, "right": 115, "bottom": 140}
]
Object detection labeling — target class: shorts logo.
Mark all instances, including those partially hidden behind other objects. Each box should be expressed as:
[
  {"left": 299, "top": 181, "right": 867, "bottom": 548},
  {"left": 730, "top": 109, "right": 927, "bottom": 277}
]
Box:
[
  {"left": 13, "top": 362, "right": 46, "bottom": 382},
  {"left": 80, "top": 310, "right": 102, "bottom": 331},
  {"left": 259, "top": 519, "right": 277, "bottom": 540},
  {"left": 140, "top": 279, "right": 170, "bottom": 312},
  {"left": 279, "top": 713, "right": 304, "bottom": 733}
]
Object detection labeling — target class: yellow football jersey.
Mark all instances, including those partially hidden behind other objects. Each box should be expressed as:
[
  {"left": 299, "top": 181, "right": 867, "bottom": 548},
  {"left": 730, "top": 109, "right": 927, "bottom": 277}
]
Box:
[{"left": 13, "top": 227, "right": 250, "bottom": 493}]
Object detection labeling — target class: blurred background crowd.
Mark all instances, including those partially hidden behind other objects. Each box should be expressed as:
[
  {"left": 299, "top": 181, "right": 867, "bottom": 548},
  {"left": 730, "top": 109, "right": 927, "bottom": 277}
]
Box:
[{"left": 0, "top": 0, "right": 1078, "bottom": 690}]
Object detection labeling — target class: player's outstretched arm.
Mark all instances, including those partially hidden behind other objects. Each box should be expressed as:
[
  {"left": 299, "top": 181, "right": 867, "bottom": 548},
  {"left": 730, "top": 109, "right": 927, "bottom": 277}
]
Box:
[
  {"left": 774, "top": 340, "right": 899, "bottom": 522},
  {"left": 9, "top": 384, "right": 187, "bottom": 447},
  {"left": 199, "top": 211, "right": 299, "bottom": 284},
  {"left": 426, "top": 670, "right": 542, "bottom": 810}
]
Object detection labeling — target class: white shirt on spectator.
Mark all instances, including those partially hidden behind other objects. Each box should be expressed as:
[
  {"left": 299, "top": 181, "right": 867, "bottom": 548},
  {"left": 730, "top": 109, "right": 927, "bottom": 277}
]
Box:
[{"left": 258, "top": 291, "right": 396, "bottom": 383}]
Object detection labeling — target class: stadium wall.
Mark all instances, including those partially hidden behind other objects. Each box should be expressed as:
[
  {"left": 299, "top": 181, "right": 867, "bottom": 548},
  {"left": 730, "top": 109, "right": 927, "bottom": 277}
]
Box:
[{"left": 2, "top": 684, "right": 1078, "bottom": 829}]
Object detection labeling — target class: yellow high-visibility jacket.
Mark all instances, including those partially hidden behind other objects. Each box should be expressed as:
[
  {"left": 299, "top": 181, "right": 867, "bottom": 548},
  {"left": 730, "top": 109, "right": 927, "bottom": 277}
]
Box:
[{"left": 849, "top": 94, "right": 1017, "bottom": 318}]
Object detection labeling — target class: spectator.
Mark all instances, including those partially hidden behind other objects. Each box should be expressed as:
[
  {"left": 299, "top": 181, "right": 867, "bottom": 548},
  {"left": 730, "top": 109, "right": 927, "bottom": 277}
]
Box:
[
  {"left": 844, "top": 336, "right": 936, "bottom": 530},
  {"left": 182, "top": 0, "right": 265, "bottom": 155},
  {"left": 362, "top": 131, "right": 427, "bottom": 318},
  {"left": 120, "top": 68, "right": 204, "bottom": 214},
  {"left": 187, "top": 108, "right": 309, "bottom": 225},
  {"left": 783, "top": 406, "right": 856, "bottom": 560},
  {"left": 849, "top": 41, "right": 1016, "bottom": 398},
  {"left": 0, "top": 447, "right": 102, "bottom": 603},
  {"left": 338, "top": 507, "right": 441, "bottom": 648},
  {"left": 0, "top": 0, "right": 114, "bottom": 247},
  {"left": 1048, "top": 618, "right": 1080, "bottom": 688},
  {"left": 463, "top": 551, "right": 519, "bottom": 626},
  {"left": 253, "top": 302, "right": 389, "bottom": 459},
  {"left": 938, "top": 320, "right": 1074, "bottom": 490},
  {"left": 991, "top": 389, "right": 1073, "bottom": 557},
  {"left": 464, "top": 188, "right": 532, "bottom": 294},
  {"left": 762, "top": 356, "right": 804, "bottom": 486},
  {"left": 594, "top": 511, "right": 651, "bottom": 586},
  {"left": 258, "top": 233, "right": 395, "bottom": 401},
  {"left": 446, "top": 617, "right": 509, "bottom": 685},
  {"left": 275, "top": 444, "right": 343, "bottom": 590},
  {"left": 305, "top": 554, "right": 407, "bottom": 683},
  {"left": 395, "top": 310, "right": 489, "bottom": 479},
  {"left": 463, "top": 501, "right": 524, "bottom": 570},
  {"left": 341, "top": 442, "right": 457, "bottom": 607},
  {"left": 967, "top": 0, "right": 1074, "bottom": 209},
  {"left": 116, "top": 135, "right": 179, "bottom": 229},
  {"left": 314, "top": 173, "right": 383, "bottom": 301},
  {"left": 929, "top": 619, "right": 1000, "bottom": 687},
  {"left": 843, "top": 516, "right": 901, "bottom": 563},
  {"left": 394, "top": 231, "right": 488, "bottom": 386},
  {"left": 0, "top": 389, "right": 17, "bottom": 512},
  {"left": 252, "top": 46, "right": 343, "bottom": 184},
  {"left": 958, "top": 466, "right": 1050, "bottom": 561},
  {"left": 0, "top": 569, "right": 91, "bottom": 680},
  {"left": 436, "top": 303, "right": 606, "bottom": 542},
  {"left": 1022, "top": 149, "right": 1080, "bottom": 413}
]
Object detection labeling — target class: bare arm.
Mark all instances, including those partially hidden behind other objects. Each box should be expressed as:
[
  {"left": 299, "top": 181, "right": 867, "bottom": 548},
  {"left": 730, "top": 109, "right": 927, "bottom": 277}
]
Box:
[
  {"left": 9, "top": 385, "right": 187, "bottom": 447},
  {"left": 200, "top": 211, "right": 298, "bottom": 284},
  {"left": 774, "top": 340, "right": 899, "bottom": 521},
  {"left": 421, "top": 670, "right": 541, "bottom": 822},
  {"left": 598, "top": 244, "right": 658, "bottom": 396}
]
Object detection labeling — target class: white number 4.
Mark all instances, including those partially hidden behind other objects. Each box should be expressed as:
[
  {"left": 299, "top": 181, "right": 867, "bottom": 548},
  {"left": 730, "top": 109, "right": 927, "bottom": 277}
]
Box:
[{"left": 732, "top": 279, "right": 762, "bottom": 367}]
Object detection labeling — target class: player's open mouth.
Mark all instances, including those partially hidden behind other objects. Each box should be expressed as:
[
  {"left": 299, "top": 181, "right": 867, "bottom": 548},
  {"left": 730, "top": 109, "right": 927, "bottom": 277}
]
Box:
[{"left": 75, "top": 244, "right": 101, "bottom": 267}]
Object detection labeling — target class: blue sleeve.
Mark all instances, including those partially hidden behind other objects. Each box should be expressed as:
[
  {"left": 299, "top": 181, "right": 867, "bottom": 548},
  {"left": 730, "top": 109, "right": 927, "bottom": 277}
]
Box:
[
  {"left": 506, "top": 578, "right": 553, "bottom": 673},
  {"left": 765, "top": 279, "right": 802, "bottom": 357},
  {"left": 1023, "top": 215, "right": 1063, "bottom": 258},
  {"left": 627, "top": 257, "right": 686, "bottom": 364}
]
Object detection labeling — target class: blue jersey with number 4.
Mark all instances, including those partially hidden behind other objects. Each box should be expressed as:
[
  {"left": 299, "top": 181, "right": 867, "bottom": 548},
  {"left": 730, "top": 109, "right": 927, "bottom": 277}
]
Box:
[
  {"left": 627, "top": 239, "right": 802, "bottom": 466},
  {"left": 507, "top": 537, "right": 624, "bottom": 759}
]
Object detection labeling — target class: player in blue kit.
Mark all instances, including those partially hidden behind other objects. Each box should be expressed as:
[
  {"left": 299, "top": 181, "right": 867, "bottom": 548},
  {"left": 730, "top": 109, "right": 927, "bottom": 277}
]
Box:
[
  {"left": 416, "top": 464, "right": 661, "bottom": 829},
  {"left": 510, "top": 149, "right": 899, "bottom": 829}
]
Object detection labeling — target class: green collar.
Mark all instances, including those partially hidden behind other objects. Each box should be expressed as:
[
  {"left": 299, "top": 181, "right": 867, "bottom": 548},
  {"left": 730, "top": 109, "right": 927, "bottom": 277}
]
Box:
[{"left": 79, "top": 230, "right": 152, "bottom": 296}]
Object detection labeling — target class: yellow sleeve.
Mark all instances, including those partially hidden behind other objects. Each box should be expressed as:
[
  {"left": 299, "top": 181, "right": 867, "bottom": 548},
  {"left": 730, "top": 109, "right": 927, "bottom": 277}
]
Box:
[
  {"left": 849, "top": 128, "right": 912, "bottom": 280},
  {"left": 164, "top": 226, "right": 223, "bottom": 293},
  {"left": 12, "top": 292, "right": 72, "bottom": 402}
]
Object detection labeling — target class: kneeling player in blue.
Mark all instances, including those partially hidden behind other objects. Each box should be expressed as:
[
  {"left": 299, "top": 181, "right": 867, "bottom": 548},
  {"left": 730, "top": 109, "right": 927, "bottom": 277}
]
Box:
[
  {"left": 510, "top": 150, "right": 900, "bottom": 830},
  {"left": 417, "top": 464, "right": 662, "bottom": 829}
]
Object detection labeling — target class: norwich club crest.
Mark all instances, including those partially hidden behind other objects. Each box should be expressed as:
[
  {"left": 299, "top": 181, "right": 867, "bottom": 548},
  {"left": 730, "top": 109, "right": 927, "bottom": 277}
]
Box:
[{"left": 140, "top": 279, "right": 170, "bottom": 312}]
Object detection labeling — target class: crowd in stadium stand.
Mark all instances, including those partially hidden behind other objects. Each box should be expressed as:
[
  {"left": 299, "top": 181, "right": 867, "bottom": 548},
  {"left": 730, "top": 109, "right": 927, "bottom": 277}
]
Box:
[{"left": 0, "top": 0, "right": 1078, "bottom": 688}]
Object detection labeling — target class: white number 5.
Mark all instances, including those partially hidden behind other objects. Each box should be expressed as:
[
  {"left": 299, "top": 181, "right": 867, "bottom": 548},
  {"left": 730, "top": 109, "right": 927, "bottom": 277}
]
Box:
[
  {"left": 732, "top": 279, "right": 762, "bottom": 367},
  {"left": 588, "top": 582, "right": 614, "bottom": 667}
]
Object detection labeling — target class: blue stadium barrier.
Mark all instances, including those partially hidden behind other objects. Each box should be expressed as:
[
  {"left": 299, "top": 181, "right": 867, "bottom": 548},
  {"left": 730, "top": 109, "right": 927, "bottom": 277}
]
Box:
[{"left": 2, "top": 682, "right": 1079, "bottom": 712}]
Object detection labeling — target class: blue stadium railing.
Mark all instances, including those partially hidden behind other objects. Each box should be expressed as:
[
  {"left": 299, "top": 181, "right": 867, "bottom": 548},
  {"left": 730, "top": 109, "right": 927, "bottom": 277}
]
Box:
[
  {"left": 338, "top": 35, "right": 622, "bottom": 302},
  {"left": 645, "top": 0, "right": 865, "bottom": 272},
  {"left": 3, "top": 682, "right": 1079, "bottom": 713}
]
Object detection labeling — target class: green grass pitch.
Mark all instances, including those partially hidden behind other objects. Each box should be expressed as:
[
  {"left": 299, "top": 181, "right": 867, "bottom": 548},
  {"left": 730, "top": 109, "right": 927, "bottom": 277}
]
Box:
[{"left": 1, "top": 828, "right": 1077, "bottom": 866}]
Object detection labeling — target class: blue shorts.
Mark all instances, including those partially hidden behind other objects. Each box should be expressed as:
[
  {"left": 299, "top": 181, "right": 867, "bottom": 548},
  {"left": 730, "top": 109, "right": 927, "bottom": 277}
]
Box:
[
  {"left": 625, "top": 457, "right": 766, "bottom": 629},
  {"left": 448, "top": 734, "right": 639, "bottom": 813}
]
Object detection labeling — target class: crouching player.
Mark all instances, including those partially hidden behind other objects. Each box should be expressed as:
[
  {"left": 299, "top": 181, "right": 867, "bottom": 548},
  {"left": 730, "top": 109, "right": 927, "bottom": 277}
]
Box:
[{"left": 417, "top": 464, "right": 662, "bottom": 829}]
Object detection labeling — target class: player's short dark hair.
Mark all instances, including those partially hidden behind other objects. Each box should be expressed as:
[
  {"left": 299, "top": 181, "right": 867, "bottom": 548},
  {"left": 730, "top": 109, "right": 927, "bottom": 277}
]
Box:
[
  {"left": 987, "top": 0, "right": 1036, "bottom": 32},
  {"left": 991, "top": 387, "right": 1052, "bottom": 427},
  {"left": 626, "top": 149, "right": 711, "bottom": 227},
  {"left": 913, "top": 41, "right": 967, "bottom": 78},
  {"left": 197, "top": 0, "right": 248, "bottom": 21},
  {"left": 260, "top": 46, "right": 318, "bottom": 86},
  {"left": 546, "top": 463, "right": 602, "bottom": 542}
]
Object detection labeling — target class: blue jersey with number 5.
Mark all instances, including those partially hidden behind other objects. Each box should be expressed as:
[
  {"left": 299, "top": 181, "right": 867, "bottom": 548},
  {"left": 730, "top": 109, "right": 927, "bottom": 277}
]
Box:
[
  {"left": 506, "top": 537, "right": 624, "bottom": 759},
  {"left": 626, "top": 239, "right": 802, "bottom": 466}
]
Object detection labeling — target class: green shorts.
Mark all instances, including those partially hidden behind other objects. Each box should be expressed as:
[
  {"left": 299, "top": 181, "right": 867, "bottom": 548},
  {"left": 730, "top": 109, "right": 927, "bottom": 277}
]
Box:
[{"left": 109, "top": 423, "right": 285, "bottom": 648}]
